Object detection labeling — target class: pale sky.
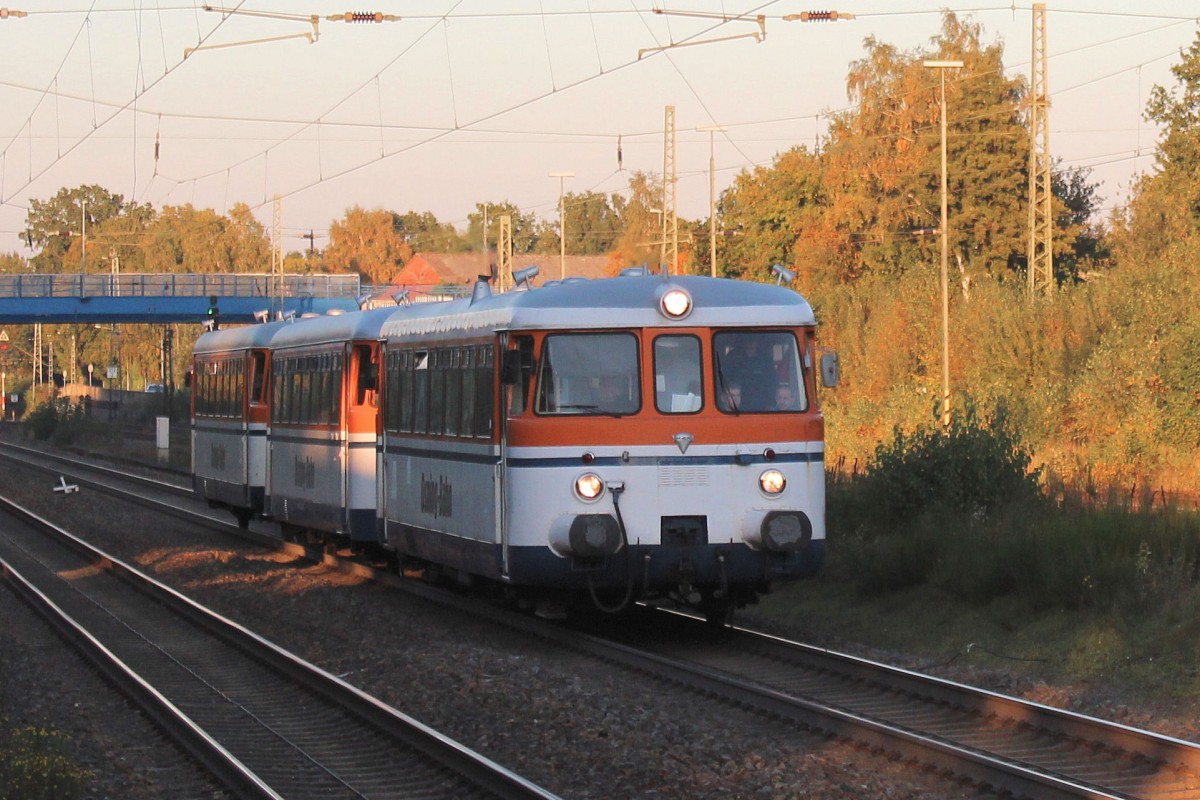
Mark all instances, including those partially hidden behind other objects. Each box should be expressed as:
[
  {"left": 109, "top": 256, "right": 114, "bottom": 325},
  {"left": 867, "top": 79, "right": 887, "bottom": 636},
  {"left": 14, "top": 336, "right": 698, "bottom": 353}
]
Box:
[{"left": 1, "top": 2, "right": 1196, "bottom": 260}]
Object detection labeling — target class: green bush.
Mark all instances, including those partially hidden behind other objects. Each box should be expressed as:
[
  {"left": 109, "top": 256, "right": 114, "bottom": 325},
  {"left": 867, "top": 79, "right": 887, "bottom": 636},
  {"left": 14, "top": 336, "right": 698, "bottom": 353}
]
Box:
[
  {"left": 0, "top": 723, "right": 90, "bottom": 800},
  {"left": 19, "top": 401, "right": 59, "bottom": 441},
  {"left": 836, "top": 524, "right": 944, "bottom": 596},
  {"left": 830, "top": 454, "right": 1200, "bottom": 611},
  {"left": 19, "top": 398, "right": 120, "bottom": 449},
  {"left": 854, "top": 400, "right": 1044, "bottom": 531}
]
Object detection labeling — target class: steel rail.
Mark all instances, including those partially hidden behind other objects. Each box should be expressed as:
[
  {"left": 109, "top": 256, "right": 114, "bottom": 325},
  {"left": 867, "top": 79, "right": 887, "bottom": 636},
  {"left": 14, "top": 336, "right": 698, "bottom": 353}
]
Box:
[{"left": 0, "top": 491, "right": 560, "bottom": 800}]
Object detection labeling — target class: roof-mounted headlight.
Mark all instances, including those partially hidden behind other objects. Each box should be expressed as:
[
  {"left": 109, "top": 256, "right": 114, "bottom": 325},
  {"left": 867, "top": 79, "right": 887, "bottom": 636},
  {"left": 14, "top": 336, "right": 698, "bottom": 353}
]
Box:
[{"left": 657, "top": 284, "right": 693, "bottom": 320}]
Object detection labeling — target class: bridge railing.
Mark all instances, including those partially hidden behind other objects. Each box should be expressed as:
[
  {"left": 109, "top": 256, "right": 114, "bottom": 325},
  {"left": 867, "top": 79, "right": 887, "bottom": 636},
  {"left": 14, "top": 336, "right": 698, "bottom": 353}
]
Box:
[{"left": 0, "top": 273, "right": 362, "bottom": 299}]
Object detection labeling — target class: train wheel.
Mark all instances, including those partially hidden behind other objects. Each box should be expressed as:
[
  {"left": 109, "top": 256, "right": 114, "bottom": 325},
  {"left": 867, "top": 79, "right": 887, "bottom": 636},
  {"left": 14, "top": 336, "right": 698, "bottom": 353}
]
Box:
[
  {"left": 235, "top": 510, "right": 252, "bottom": 530},
  {"left": 698, "top": 596, "right": 733, "bottom": 626}
]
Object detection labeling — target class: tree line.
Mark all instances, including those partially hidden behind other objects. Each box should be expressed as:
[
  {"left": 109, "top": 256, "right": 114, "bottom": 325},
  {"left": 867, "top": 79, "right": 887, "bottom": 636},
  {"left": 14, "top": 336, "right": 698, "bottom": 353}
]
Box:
[{"left": 3, "top": 11, "right": 1198, "bottom": 492}]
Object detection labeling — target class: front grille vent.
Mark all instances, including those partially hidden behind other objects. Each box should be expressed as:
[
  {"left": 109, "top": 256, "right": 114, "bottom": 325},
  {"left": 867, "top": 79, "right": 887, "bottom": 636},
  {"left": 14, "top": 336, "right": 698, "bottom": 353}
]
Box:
[{"left": 658, "top": 466, "right": 709, "bottom": 487}]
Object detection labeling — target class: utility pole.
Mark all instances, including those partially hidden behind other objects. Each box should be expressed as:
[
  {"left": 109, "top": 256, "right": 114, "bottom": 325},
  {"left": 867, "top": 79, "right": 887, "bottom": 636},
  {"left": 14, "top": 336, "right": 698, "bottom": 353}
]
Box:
[
  {"left": 549, "top": 172, "right": 574, "bottom": 279},
  {"left": 661, "top": 105, "right": 678, "bottom": 275},
  {"left": 697, "top": 125, "right": 725, "bottom": 277},
  {"left": 271, "top": 194, "right": 283, "bottom": 317},
  {"left": 481, "top": 203, "right": 488, "bottom": 259},
  {"left": 924, "top": 59, "right": 963, "bottom": 428},
  {"left": 81, "top": 199, "right": 87, "bottom": 277},
  {"left": 1027, "top": 2, "right": 1053, "bottom": 294}
]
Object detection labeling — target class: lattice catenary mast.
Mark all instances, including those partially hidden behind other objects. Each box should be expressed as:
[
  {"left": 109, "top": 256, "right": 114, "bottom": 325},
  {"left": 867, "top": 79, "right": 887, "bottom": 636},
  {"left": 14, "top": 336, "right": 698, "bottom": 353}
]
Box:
[
  {"left": 1027, "top": 3, "right": 1053, "bottom": 294},
  {"left": 661, "top": 105, "right": 678, "bottom": 275}
]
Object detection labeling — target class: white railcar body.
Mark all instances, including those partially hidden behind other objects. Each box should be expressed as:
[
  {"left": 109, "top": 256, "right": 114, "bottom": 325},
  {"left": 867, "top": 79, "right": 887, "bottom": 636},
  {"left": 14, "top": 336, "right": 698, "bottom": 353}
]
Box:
[
  {"left": 378, "top": 275, "right": 828, "bottom": 613},
  {"left": 192, "top": 321, "right": 284, "bottom": 525},
  {"left": 267, "top": 307, "right": 392, "bottom": 542}
]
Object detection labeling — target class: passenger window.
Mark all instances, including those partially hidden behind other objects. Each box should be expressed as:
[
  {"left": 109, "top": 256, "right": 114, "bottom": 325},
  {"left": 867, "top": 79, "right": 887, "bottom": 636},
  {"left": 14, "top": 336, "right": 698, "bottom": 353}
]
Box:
[
  {"left": 653, "top": 335, "right": 702, "bottom": 414},
  {"left": 354, "top": 345, "right": 377, "bottom": 407},
  {"left": 250, "top": 352, "right": 267, "bottom": 404},
  {"left": 412, "top": 351, "right": 429, "bottom": 434}
]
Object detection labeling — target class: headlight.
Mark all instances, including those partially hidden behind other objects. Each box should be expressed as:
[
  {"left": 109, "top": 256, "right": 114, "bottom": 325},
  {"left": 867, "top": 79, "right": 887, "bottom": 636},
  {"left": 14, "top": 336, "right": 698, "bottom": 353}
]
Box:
[
  {"left": 575, "top": 473, "right": 605, "bottom": 501},
  {"left": 759, "top": 469, "right": 786, "bottom": 496},
  {"left": 657, "top": 285, "right": 693, "bottom": 320}
]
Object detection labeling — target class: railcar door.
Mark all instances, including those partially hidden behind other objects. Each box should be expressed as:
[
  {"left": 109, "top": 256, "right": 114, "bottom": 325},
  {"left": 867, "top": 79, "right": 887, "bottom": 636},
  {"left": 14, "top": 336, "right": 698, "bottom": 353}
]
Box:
[
  {"left": 499, "top": 333, "right": 536, "bottom": 579},
  {"left": 345, "top": 341, "right": 381, "bottom": 541}
]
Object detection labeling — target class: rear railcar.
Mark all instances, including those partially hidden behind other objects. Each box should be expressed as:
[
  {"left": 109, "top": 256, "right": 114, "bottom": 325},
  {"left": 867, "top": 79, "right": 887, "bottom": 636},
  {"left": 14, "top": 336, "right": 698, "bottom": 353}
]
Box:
[{"left": 191, "top": 322, "right": 282, "bottom": 528}]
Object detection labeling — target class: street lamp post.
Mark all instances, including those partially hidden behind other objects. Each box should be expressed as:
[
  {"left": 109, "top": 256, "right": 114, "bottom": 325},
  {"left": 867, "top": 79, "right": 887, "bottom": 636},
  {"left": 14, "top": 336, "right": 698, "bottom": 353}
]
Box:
[
  {"left": 548, "top": 171, "right": 574, "bottom": 279},
  {"left": 697, "top": 125, "right": 725, "bottom": 277},
  {"left": 923, "top": 59, "right": 962, "bottom": 428}
]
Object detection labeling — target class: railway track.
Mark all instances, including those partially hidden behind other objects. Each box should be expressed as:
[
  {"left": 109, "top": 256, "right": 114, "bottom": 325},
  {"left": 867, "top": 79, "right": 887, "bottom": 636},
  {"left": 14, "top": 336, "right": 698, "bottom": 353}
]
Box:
[
  {"left": 5, "top": 439, "right": 1200, "bottom": 799},
  {"left": 574, "top": 611, "right": 1200, "bottom": 800},
  {"left": 0, "top": 483, "right": 559, "bottom": 799}
]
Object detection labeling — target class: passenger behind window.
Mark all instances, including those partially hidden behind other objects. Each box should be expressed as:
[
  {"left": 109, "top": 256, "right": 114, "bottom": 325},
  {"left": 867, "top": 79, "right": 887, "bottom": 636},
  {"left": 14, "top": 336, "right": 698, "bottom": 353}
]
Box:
[
  {"left": 773, "top": 383, "right": 799, "bottom": 411},
  {"left": 595, "top": 374, "right": 636, "bottom": 414}
]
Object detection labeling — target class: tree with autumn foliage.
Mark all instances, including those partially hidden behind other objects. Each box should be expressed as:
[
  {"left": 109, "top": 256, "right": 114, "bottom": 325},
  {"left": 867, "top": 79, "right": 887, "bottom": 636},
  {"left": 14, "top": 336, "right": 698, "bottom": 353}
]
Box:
[
  {"left": 719, "top": 12, "right": 1102, "bottom": 291},
  {"left": 323, "top": 206, "right": 465, "bottom": 282},
  {"left": 464, "top": 202, "right": 543, "bottom": 255},
  {"left": 323, "top": 206, "right": 412, "bottom": 284},
  {"left": 609, "top": 171, "right": 672, "bottom": 270},
  {"left": 139, "top": 203, "right": 270, "bottom": 273},
  {"left": 23, "top": 185, "right": 154, "bottom": 274}
]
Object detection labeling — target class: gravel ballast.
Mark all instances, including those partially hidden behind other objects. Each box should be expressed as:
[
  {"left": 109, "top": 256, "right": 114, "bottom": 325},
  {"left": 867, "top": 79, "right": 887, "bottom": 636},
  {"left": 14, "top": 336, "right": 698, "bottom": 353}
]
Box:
[{"left": 4, "top": 439, "right": 1196, "bottom": 798}]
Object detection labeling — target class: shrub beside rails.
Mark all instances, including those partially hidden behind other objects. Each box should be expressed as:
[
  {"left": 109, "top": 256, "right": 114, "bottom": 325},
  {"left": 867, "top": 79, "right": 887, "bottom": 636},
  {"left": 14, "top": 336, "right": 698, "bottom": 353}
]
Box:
[{"left": 191, "top": 272, "right": 839, "bottom": 621}]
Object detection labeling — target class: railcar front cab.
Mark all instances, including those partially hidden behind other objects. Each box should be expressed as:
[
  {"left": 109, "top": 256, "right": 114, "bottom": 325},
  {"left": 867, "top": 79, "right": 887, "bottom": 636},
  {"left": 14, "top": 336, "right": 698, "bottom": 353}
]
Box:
[{"left": 501, "top": 281, "right": 839, "bottom": 616}]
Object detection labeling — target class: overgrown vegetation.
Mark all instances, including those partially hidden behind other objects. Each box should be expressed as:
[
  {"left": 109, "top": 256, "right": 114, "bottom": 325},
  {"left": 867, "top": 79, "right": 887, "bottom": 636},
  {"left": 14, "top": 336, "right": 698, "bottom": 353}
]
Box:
[
  {"left": 0, "top": 721, "right": 90, "bottom": 800},
  {"left": 829, "top": 408, "right": 1200, "bottom": 610},
  {"left": 760, "top": 412, "right": 1200, "bottom": 697},
  {"left": 20, "top": 397, "right": 119, "bottom": 447}
]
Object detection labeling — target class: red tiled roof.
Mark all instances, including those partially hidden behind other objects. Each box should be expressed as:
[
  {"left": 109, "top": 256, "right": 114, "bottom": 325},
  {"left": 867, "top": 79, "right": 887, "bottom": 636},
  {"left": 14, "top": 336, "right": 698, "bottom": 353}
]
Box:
[{"left": 391, "top": 252, "right": 614, "bottom": 288}]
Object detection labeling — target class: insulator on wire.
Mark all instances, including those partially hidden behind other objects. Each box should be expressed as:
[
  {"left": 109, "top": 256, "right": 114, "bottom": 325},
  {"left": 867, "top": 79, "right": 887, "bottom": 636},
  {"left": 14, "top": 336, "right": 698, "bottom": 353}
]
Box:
[
  {"left": 342, "top": 11, "right": 383, "bottom": 23},
  {"left": 784, "top": 10, "right": 855, "bottom": 22}
]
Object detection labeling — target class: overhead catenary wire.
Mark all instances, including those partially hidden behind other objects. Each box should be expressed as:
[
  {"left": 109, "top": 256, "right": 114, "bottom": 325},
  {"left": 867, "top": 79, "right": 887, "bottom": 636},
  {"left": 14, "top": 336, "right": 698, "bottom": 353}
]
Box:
[{"left": 0, "top": 4, "right": 1192, "bottom": 247}]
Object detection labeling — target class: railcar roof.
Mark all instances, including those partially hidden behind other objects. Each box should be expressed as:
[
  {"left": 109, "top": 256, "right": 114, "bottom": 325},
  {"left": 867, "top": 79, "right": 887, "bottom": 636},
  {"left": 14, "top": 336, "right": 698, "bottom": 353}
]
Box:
[
  {"left": 266, "top": 306, "right": 396, "bottom": 350},
  {"left": 193, "top": 319, "right": 289, "bottom": 355},
  {"left": 379, "top": 275, "right": 817, "bottom": 338}
]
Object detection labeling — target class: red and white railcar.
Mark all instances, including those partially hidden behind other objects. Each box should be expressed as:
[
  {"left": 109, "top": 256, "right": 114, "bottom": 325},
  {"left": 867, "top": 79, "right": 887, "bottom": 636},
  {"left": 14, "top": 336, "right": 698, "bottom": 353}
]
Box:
[
  {"left": 265, "top": 307, "right": 391, "bottom": 545},
  {"left": 378, "top": 273, "right": 835, "bottom": 618},
  {"left": 192, "top": 321, "right": 281, "bottom": 527}
]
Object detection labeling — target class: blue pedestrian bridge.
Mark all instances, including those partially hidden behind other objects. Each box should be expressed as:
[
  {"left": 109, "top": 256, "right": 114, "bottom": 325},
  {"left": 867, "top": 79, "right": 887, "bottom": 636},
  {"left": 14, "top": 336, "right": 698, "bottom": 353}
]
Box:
[{"left": 0, "top": 272, "right": 367, "bottom": 324}]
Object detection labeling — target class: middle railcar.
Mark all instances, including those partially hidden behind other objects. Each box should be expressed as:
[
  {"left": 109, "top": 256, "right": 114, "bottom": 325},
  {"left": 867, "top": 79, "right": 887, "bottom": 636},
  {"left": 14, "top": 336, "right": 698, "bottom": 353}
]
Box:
[{"left": 265, "top": 307, "right": 392, "bottom": 545}]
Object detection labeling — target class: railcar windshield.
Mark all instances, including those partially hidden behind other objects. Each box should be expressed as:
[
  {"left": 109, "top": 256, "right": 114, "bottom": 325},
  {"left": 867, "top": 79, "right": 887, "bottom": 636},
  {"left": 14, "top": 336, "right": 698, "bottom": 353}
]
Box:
[
  {"left": 535, "top": 333, "right": 640, "bottom": 415},
  {"left": 713, "top": 331, "right": 808, "bottom": 414}
]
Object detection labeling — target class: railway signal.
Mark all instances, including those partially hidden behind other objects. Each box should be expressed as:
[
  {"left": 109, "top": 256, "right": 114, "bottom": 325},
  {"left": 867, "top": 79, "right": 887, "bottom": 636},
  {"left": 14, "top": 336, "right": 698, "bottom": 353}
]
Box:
[{"left": 206, "top": 296, "right": 220, "bottom": 331}]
